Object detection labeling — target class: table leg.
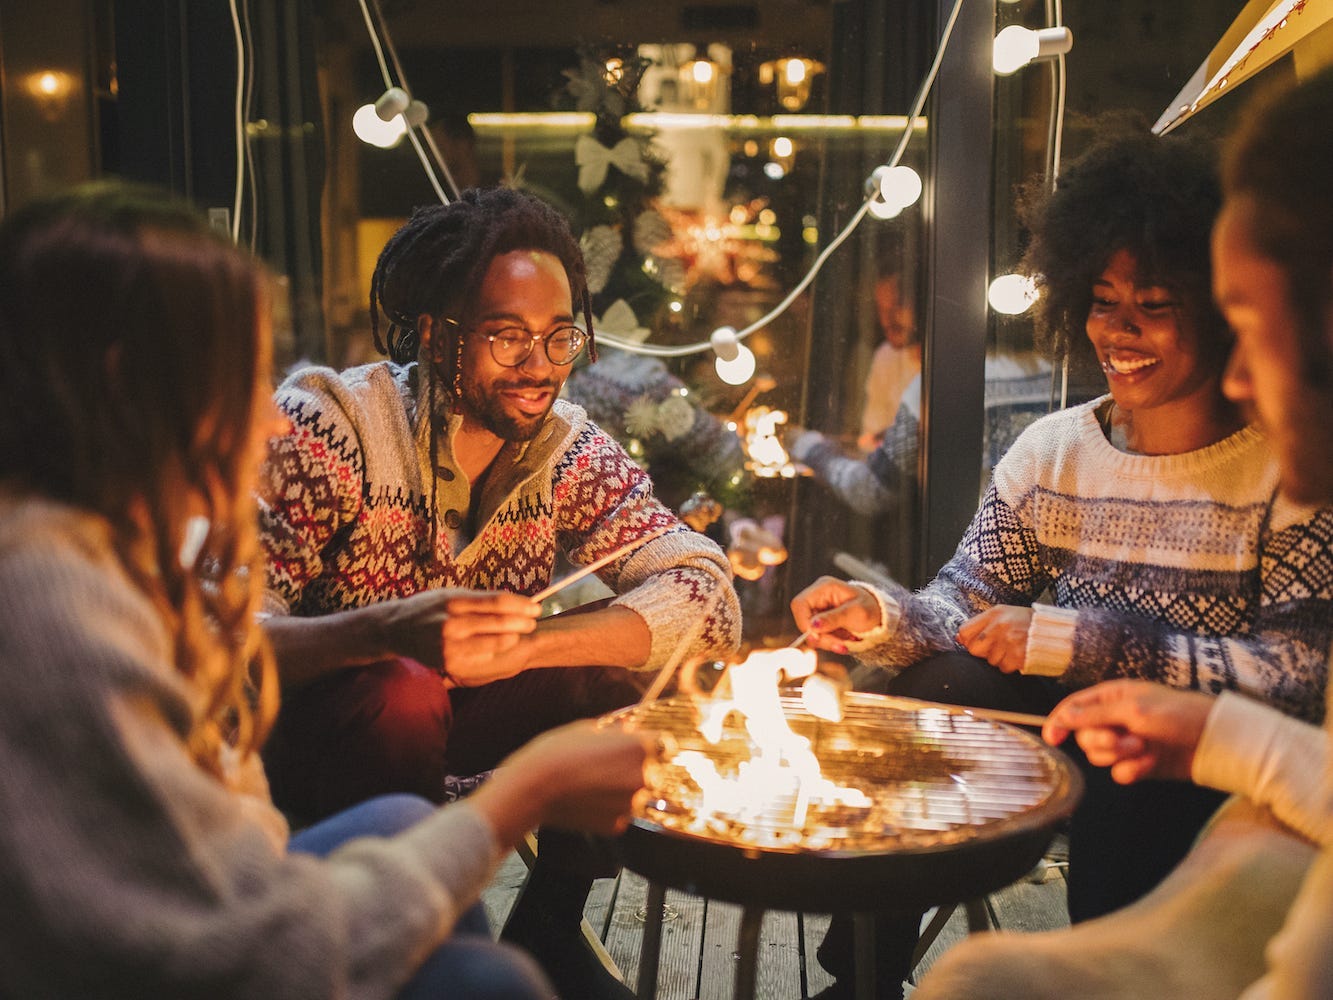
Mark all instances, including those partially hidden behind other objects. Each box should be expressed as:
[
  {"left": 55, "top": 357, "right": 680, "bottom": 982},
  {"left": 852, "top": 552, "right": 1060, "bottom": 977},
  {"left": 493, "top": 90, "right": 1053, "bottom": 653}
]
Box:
[
  {"left": 853, "top": 912, "right": 877, "bottom": 1000},
  {"left": 734, "top": 906, "right": 764, "bottom": 1000},
  {"left": 637, "top": 881, "right": 667, "bottom": 999}
]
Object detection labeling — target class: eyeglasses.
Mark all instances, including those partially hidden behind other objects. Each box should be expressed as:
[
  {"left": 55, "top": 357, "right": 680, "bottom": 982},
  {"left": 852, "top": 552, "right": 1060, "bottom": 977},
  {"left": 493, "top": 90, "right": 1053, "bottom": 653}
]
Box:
[{"left": 468, "top": 323, "right": 588, "bottom": 367}]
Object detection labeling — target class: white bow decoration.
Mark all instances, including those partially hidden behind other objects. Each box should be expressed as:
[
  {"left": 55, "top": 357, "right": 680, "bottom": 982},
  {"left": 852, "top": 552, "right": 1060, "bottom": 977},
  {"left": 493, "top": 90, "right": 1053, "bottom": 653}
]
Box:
[
  {"left": 593, "top": 298, "right": 651, "bottom": 344},
  {"left": 575, "top": 134, "right": 650, "bottom": 194}
]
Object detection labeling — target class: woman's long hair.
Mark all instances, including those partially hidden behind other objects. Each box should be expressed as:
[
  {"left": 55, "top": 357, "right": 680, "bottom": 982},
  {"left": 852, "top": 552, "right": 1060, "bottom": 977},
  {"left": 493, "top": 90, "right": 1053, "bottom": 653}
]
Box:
[{"left": 0, "top": 182, "right": 278, "bottom": 777}]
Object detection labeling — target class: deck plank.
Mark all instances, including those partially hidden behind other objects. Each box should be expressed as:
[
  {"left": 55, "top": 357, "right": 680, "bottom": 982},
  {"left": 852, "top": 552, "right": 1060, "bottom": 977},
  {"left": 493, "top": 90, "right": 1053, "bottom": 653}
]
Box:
[{"left": 481, "top": 846, "right": 1071, "bottom": 998}]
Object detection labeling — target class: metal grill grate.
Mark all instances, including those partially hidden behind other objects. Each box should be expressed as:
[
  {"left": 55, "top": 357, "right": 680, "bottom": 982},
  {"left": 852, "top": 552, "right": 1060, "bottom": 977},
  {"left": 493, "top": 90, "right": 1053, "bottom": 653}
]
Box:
[{"left": 609, "top": 692, "right": 1074, "bottom": 854}]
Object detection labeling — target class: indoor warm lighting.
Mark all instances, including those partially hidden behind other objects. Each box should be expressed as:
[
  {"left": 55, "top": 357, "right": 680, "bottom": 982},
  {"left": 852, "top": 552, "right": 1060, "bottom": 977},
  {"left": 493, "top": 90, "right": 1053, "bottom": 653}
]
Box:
[
  {"left": 992, "top": 25, "right": 1073, "bottom": 76},
  {"left": 988, "top": 273, "right": 1040, "bottom": 315},
  {"left": 711, "top": 326, "right": 757, "bottom": 385},
  {"left": 866, "top": 164, "right": 923, "bottom": 219},
  {"left": 680, "top": 56, "right": 722, "bottom": 110},
  {"left": 759, "top": 57, "right": 826, "bottom": 112}
]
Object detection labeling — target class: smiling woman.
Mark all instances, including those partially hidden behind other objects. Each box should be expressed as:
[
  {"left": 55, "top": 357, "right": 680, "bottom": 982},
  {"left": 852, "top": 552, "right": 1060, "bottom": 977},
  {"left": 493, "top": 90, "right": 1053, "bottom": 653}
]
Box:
[{"left": 1021, "top": 130, "right": 1242, "bottom": 457}]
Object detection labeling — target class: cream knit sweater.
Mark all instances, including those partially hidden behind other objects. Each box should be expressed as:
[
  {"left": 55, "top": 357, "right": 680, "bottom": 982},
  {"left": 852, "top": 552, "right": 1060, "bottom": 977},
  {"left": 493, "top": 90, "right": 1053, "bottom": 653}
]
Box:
[{"left": 0, "top": 493, "right": 505, "bottom": 999}]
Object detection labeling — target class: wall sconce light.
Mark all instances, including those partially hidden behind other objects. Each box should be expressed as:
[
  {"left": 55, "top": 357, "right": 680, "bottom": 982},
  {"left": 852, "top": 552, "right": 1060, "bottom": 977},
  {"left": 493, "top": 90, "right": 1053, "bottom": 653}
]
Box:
[
  {"left": 865, "top": 164, "right": 923, "bottom": 220},
  {"left": 680, "top": 56, "right": 723, "bottom": 111},
  {"left": 759, "top": 57, "right": 826, "bottom": 111},
  {"left": 992, "top": 25, "right": 1073, "bottom": 76},
  {"left": 24, "top": 70, "right": 75, "bottom": 122},
  {"left": 711, "top": 326, "right": 757, "bottom": 385},
  {"left": 988, "top": 273, "right": 1039, "bottom": 314}
]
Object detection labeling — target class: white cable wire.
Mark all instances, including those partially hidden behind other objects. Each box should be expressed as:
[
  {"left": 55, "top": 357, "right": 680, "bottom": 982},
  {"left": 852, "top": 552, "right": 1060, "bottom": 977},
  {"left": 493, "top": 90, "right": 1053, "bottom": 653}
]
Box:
[
  {"left": 229, "top": 0, "right": 245, "bottom": 244},
  {"left": 597, "top": 0, "right": 966, "bottom": 357}
]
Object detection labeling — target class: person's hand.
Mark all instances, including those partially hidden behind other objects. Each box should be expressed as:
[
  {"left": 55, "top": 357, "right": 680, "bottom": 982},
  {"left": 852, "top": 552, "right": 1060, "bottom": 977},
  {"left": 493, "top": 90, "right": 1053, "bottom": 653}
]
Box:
[
  {"left": 373, "top": 589, "right": 539, "bottom": 684},
  {"left": 957, "top": 605, "right": 1033, "bottom": 673},
  {"left": 1042, "top": 680, "right": 1217, "bottom": 784},
  {"left": 790, "top": 576, "right": 882, "bottom": 653},
  {"left": 476, "top": 721, "right": 655, "bottom": 842}
]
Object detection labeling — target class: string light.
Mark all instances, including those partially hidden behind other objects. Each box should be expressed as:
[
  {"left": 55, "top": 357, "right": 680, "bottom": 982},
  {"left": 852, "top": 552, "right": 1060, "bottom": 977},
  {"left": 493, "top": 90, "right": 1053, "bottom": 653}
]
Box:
[
  {"left": 711, "top": 327, "right": 758, "bottom": 385},
  {"left": 988, "top": 273, "right": 1039, "bottom": 315},
  {"left": 992, "top": 25, "right": 1073, "bottom": 76},
  {"left": 865, "top": 164, "right": 923, "bottom": 219},
  {"left": 360, "top": 0, "right": 969, "bottom": 363}
]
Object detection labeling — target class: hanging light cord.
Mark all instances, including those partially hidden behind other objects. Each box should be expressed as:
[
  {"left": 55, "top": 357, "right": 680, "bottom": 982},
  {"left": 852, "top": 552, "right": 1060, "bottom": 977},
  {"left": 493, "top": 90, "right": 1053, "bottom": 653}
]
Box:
[{"left": 596, "top": 0, "right": 966, "bottom": 358}]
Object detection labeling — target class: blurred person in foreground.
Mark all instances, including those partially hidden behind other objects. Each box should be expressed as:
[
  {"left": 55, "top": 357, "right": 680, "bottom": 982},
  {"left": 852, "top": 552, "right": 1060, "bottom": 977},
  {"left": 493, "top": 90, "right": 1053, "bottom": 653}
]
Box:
[
  {"left": 913, "top": 67, "right": 1333, "bottom": 1000},
  {"left": 0, "top": 181, "right": 655, "bottom": 999}
]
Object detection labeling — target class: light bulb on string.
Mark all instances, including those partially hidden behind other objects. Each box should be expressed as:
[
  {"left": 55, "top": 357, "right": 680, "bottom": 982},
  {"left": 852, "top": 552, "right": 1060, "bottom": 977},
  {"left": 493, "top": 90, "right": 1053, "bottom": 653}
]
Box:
[
  {"left": 353, "top": 103, "right": 408, "bottom": 147},
  {"left": 988, "top": 273, "right": 1039, "bottom": 315},
  {"left": 992, "top": 25, "right": 1073, "bottom": 76},
  {"left": 865, "top": 164, "right": 923, "bottom": 220},
  {"left": 711, "top": 326, "right": 757, "bottom": 386}
]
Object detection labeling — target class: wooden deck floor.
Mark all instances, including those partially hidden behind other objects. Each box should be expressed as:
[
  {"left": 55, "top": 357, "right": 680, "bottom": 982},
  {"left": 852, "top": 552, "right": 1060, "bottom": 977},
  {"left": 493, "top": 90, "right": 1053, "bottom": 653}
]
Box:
[{"left": 481, "top": 837, "right": 1070, "bottom": 999}]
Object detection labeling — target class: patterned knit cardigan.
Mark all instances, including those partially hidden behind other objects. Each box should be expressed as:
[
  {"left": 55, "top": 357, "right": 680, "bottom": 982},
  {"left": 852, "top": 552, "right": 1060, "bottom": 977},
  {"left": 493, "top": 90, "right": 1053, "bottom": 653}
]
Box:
[
  {"left": 851, "top": 397, "right": 1333, "bottom": 723},
  {"left": 258, "top": 361, "right": 740, "bottom": 670}
]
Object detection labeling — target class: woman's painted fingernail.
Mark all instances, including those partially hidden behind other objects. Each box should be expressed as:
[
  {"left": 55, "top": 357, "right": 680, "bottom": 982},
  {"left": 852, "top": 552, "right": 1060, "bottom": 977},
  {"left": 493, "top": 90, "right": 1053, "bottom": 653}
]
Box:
[{"left": 810, "top": 617, "right": 825, "bottom": 629}]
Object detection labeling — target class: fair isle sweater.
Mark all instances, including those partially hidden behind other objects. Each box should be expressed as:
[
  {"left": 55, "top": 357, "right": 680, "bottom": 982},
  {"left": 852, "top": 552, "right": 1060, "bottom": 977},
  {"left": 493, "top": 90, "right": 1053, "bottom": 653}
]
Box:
[
  {"left": 258, "top": 362, "right": 740, "bottom": 668},
  {"left": 0, "top": 494, "right": 504, "bottom": 999},
  {"left": 851, "top": 397, "right": 1333, "bottom": 723}
]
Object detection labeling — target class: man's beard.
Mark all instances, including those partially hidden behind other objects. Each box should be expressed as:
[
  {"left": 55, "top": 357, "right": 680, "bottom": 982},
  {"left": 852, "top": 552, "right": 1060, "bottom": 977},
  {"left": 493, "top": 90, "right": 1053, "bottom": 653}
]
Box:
[{"left": 457, "top": 370, "right": 557, "bottom": 442}]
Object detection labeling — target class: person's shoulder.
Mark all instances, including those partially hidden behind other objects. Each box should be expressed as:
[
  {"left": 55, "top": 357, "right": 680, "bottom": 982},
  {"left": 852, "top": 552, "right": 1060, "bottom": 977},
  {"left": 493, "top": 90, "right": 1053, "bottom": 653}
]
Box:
[{"left": 0, "top": 494, "right": 166, "bottom": 658}]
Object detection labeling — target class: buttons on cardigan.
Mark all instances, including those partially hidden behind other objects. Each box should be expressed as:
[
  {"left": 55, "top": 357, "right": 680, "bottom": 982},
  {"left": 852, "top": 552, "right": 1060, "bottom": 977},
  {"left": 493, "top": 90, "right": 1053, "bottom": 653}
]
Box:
[
  {"left": 434, "top": 465, "right": 456, "bottom": 482},
  {"left": 444, "top": 508, "right": 463, "bottom": 529}
]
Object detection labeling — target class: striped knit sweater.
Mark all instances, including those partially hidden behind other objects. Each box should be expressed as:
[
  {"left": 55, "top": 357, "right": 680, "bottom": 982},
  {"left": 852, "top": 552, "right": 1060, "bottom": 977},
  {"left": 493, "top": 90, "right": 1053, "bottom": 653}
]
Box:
[
  {"left": 258, "top": 361, "right": 740, "bottom": 670},
  {"left": 850, "top": 397, "right": 1333, "bottom": 723}
]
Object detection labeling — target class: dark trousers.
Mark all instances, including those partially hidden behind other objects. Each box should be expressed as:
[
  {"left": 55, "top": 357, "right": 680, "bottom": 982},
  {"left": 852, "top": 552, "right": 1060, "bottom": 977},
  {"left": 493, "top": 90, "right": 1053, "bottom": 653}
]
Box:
[
  {"left": 818, "top": 651, "right": 1226, "bottom": 996},
  {"left": 263, "top": 655, "right": 645, "bottom": 825}
]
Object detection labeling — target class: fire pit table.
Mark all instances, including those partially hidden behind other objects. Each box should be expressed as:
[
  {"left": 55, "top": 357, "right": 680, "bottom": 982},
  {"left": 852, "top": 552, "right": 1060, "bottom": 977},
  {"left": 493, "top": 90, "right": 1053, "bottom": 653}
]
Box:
[{"left": 604, "top": 691, "right": 1082, "bottom": 1000}]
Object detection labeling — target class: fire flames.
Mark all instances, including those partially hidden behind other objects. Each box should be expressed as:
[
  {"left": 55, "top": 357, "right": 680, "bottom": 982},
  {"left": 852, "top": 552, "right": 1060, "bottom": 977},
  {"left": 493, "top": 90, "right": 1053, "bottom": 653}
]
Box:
[{"left": 651, "top": 648, "right": 871, "bottom": 848}]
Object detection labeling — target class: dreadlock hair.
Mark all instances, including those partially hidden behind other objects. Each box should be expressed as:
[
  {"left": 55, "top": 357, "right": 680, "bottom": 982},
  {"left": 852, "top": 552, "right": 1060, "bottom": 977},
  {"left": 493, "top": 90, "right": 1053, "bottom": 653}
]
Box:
[
  {"left": 1017, "top": 126, "right": 1228, "bottom": 375},
  {"left": 369, "top": 186, "right": 596, "bottom": 374},
  {"left": 0, "top": 181, "right": 279, "bottom": 777}
]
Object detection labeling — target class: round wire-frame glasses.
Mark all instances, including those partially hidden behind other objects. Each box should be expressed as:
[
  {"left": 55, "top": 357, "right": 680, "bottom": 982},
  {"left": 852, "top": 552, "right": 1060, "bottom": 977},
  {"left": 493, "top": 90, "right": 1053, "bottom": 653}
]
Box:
[{"left": 454, "top": 321, "right": 588, "bottom": 367}]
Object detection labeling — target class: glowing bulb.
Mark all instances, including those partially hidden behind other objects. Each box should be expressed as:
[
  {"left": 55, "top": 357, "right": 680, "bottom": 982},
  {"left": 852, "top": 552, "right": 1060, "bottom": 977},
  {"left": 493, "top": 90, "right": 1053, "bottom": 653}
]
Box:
[
  {"left": 866, "top": 165, "right": 922, "bottom": 219},
  {"left": 353, "top": 103, "right": 407, "bottom": 147},
  {"left": 993, "top": 25, "right": 1073, "bottom": 76},
  {"left": 784, "top": 59, "right": 807, "bottom": 85},
  {"left": 717, "top": 345, "right": 756, "bottom": 385},
  {"left": 38, "top": 72, "right": 59, "bottom": 95},
  {"left": 771, "top": 136, "right": 794, "bottom": 159},
  {"left": 988, "top": 273, "right": 1039, "bottom": 315},
  {"left": 711, "top": 327, "right": 757, "bottom": 385},
  {"left": 691, "top": 59, "right": 715, "bottom": 84}
]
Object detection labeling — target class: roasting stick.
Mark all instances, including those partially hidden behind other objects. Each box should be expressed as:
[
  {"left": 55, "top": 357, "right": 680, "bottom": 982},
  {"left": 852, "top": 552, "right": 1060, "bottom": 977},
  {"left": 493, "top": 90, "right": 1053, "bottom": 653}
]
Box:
[
  {"left": 532, "top": 525, "right": 672, "bottom": 603},
  {"left": 880, "top": 693, "right": 1048, "bottom": 729}
]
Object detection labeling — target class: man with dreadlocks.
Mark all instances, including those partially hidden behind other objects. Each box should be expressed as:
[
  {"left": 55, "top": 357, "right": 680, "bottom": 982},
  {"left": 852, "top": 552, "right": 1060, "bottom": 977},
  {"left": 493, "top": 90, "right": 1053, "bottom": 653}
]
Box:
[{"left": 255, "top": 186, "right": 740, "bottom": 1000}]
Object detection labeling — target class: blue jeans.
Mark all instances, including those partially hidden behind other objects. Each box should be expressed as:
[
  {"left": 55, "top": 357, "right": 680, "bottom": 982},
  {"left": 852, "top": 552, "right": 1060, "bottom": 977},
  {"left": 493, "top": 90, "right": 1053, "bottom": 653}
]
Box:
[{"left": 290, "top": 794, "right": 554, "bottom": 1000}]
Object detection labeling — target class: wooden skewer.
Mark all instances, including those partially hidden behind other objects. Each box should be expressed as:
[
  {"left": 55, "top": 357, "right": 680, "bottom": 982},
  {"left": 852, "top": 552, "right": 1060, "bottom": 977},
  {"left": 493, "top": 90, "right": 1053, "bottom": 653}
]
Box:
[
  {"left": 878, "top": 693, "right": 1048, "bottom": 729},
  {"left": 532, "top": 525, "right": 672, "bottom": 603}
]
